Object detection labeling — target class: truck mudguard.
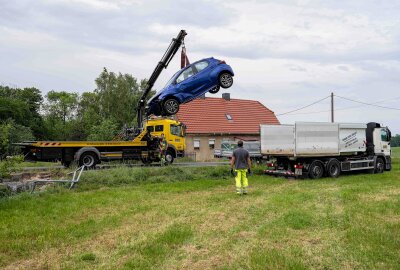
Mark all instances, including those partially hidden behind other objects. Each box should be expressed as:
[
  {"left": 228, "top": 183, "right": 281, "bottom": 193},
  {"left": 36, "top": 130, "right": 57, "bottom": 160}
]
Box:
[{"left": 74, "top": 147, "right": 101, "bottom": 162}]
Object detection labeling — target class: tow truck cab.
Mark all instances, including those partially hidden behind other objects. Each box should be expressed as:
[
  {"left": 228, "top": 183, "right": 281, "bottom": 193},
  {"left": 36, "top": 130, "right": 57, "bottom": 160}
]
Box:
[{"left": 144, "top": 118, "right": 186, "bottom": 158}]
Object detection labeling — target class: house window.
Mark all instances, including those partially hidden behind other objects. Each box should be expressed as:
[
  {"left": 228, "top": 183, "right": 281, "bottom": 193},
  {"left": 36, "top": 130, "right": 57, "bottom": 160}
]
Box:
[
  {"left": 194, "top": 139, "right": 200, "bottom": 150},
  {"left": 209, "top": 139, "right": 215, "bottom": 149},
  {"left": 226, "top": 114, "right": 233, "bottom": 120},
  {"left": 155, "top": 125, "right": 164, "bottom": 132}
]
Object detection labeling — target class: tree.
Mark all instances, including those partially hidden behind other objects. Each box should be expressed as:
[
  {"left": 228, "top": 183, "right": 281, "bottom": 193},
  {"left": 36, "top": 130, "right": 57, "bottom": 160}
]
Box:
[
  {"left": 94, "top": 68, "right": 153, "bottom": 128},
  {"left": 44, "top": 91, "right": 78, "bottom": 140},
  {"left": 391, "top": 134, "right": 400, "bottom": 147},
  {"left": 87, "top": 119, "right": 119, "bottom": 141},
  {"left": 0, "top": 119, "right": 34, "bottom": 157},
  {"left": 0, "top": 86, "right": 45, "bottom": 139}
]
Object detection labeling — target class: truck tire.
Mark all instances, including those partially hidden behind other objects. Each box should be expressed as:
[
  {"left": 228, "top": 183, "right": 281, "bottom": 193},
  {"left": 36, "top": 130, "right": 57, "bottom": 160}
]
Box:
[
  {"left": 326, "top": 159, "right": 341, "bottom": 178},
  {"left": 165, "top": 150, "right": 174, "bottom": 164},
  {"left": 79, "top": 152, "right": 98, "bottom": 169},
  {"left": 308, "top": 160, "right": 324, "bottom": 179},
  {"left": 375, "top": 157, "right": 384, "bottom": 174}
]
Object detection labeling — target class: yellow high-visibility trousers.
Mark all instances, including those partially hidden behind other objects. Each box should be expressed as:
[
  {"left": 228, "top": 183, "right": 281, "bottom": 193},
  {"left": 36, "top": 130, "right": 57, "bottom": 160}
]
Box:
[{"left": 235, "top": 169, "right": 248, "bottom": 194}]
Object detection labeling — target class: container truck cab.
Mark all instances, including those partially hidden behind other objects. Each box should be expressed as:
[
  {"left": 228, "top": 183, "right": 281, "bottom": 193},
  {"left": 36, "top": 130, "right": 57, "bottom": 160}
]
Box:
[{"left": 261, "top": 122, "right": 391, "bottom": 179}]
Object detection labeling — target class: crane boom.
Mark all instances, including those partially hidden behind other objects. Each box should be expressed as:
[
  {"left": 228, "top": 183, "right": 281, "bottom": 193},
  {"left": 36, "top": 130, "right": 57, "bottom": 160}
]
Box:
[{"left": 137, "top": 30, "right": 187, "bottom": 129}]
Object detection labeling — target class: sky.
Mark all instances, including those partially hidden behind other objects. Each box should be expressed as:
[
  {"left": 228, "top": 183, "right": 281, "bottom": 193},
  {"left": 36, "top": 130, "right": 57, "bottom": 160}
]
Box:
[{"left": 1, "top": 0, "right": 400, "bottom": 133}]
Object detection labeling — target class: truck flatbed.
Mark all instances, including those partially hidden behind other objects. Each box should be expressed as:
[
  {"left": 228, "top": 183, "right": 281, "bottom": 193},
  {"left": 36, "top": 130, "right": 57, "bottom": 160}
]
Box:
[{"left": 15, "top": 141, "right": 147, "bottom": 147}]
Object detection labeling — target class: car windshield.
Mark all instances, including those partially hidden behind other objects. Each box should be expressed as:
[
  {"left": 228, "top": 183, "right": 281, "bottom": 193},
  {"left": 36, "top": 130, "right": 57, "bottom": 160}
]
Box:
[{"left": 164, "top": 70, "right": 181, "bottom": 88}]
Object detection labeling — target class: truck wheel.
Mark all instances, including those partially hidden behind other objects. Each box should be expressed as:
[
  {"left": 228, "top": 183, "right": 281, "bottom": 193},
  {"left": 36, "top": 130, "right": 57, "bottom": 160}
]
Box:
[
  {"left": 79, "top": 152, "right": 98, "bottom": 169},
  {"left": 375, "top": 157, "right": 384, "bottom": 174},
  {"left": 308, "top": 160, "right": 324, "bottom": 179},
  {"left": 326, "top": 159, "right": 340, "bottom": 178},
  {"left": 219, "top": 72, "right": 233, "bottom": 88},
  {"left": 165, "top": 150, "right": 174, "bottom": 164}
]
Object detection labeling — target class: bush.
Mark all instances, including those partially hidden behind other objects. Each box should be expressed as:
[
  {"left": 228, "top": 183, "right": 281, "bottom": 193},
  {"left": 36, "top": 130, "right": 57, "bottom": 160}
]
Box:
[
  {"left": 0, "top": 120, "right": 34, "bottom": 157},
  {"left": 0, "top": 155, "right": 24, "bottom": 179}
]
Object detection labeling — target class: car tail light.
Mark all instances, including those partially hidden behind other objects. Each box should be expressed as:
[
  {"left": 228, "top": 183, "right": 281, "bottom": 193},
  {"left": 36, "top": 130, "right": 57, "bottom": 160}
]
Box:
[
  {"left": 219, "top": 60, "right": 226, "bottom": 64},
  {"left": 294, "top": 164, "right": 303, "bottom": 169},
  {"left": 267, "top": 162, "right": 275, "bottom": 167}
]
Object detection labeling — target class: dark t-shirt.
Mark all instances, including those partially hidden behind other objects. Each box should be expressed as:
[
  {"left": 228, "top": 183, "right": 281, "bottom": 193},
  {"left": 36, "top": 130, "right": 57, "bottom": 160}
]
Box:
[{"left": 233, "top": 147, "right": 249, "bottom": 169}]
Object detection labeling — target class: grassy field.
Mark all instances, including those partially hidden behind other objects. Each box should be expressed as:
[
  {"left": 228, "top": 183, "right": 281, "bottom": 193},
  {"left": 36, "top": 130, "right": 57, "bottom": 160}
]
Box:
[{"left": 1, "top": 149, "right": 399, "bottom": 269}]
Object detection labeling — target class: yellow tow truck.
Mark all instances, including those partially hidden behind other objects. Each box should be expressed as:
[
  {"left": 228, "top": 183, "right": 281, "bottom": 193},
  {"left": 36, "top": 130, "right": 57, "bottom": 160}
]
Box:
[
  {"left": 16, "top": 31, "right": 188, "bottom": 168},
  {"left": 17, "top": 117, "right": 185, "bottom": 168}
]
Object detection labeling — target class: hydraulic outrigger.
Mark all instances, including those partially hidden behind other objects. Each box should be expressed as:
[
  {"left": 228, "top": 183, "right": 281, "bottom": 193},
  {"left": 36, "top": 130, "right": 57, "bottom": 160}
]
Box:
[{"left": 136, "top": 30, "right": 187, "bottom": 130}]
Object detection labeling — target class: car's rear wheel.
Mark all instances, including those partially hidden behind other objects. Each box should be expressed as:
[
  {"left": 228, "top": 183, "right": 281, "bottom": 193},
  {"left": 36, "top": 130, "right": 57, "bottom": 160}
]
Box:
[
  {"left": 163, "top": 98, "right": 180, "bottom": 115},
  {"left": 219, "top": 72, "right": 233, "bottom": 88},
  {"left": 209, "top": 85, "right": 220, "bottom": 94}
]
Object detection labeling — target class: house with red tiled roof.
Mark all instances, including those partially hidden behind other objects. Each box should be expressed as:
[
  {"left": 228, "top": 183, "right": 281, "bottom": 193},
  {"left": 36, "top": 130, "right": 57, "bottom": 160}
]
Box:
[{"left": 176, "top": 93, "right": 280, "bottom": 161}]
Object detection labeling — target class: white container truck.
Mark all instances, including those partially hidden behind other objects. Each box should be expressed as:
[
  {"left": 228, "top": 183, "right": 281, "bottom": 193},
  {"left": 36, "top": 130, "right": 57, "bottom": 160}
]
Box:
[{"left": 261, "top": 122, "right": 392, "bottom": 179}]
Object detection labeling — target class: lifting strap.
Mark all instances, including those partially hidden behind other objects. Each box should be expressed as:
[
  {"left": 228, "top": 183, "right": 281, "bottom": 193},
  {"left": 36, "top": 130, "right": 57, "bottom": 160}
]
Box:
[{"left": 181, "top": 42, "right": 190, "bottom": 68}]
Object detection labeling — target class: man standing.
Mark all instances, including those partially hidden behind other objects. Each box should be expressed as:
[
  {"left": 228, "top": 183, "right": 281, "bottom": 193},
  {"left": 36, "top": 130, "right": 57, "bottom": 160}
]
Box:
[
  {"left": 159, "top": 133, "right": 168, "bottom": 165},
  {"left": 231, "top": 141, "right": 252, "bottom": 195}
]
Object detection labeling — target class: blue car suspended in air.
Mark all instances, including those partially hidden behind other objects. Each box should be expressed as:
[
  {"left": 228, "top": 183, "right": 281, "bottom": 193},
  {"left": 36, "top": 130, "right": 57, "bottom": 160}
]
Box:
[{"left": 146, "top": 57, "right": 234, "bottom": 116}]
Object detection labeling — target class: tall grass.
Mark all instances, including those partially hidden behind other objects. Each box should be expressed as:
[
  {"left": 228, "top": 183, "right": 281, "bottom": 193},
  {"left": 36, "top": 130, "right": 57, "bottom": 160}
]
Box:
[{"left": 0, "top": 148, "right": 399, "bottom": 269}]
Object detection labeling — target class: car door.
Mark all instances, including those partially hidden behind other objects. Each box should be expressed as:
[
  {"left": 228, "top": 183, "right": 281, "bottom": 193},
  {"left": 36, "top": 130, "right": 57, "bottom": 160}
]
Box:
[
  {"left": 175, "top": 66, "right": 197, "bottom": 102},
  {"left": 190, "top": 60, "right": 213, "bottom": 96}
]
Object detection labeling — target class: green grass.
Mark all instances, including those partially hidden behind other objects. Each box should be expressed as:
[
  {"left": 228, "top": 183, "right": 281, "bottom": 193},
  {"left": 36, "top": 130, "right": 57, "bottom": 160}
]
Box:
[{"left": 0, "top": 148, "right": 399, "bottom": 269}]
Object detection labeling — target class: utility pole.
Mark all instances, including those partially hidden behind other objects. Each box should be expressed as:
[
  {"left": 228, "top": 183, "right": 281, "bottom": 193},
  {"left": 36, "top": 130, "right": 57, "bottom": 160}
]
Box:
[{"left": 331, "top": 92, "right": 334, "bottom": 123}]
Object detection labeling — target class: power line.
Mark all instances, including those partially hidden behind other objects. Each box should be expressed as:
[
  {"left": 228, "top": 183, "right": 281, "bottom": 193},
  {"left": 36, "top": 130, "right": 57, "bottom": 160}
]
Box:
[
  {"left": 276, "top": 95, "right": 330, "bottom": 116},
  {"left": 279, "top": 96, "right": 400, "bottom": 116},
  {"left": 335, "top": 95, "right": 400, "bottom": 111}
]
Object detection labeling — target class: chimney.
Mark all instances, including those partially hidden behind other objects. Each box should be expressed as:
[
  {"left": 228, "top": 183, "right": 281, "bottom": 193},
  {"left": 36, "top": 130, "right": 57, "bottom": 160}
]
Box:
[{"left": 222, "top": 93, "right": 230, "bottom": 101}]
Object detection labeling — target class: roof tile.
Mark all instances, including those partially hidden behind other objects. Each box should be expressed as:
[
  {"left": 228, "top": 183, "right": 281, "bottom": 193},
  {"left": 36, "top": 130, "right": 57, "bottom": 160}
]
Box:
[{"left": 176, "top": 97, "right": 280, "bottom": 134}]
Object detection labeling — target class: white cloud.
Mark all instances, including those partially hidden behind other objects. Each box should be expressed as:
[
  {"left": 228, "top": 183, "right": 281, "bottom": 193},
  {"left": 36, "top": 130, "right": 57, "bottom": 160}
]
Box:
[{"left": 1, "top": 0, "right": 399, "bottom": 133}]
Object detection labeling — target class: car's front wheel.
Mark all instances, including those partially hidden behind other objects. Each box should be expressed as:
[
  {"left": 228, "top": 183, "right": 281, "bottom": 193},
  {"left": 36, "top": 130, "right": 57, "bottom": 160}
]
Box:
[
  {"left": 163, "top": 98, "right": 180, "bottom": 115},
  {"left": 219, "top": 72, "right": 233, "bottom": 88},
  {"left": 209, "top": 85, "right": 220, "bottom": 94}
]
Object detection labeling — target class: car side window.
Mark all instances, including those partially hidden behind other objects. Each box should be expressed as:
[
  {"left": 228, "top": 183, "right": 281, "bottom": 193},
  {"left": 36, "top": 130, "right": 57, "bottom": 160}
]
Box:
[
  {"left": 176, "top": 67, "right": 194, "bottom": 84},
  {"left": 194, "top": 61, "right": 209, "bottom": 73}
]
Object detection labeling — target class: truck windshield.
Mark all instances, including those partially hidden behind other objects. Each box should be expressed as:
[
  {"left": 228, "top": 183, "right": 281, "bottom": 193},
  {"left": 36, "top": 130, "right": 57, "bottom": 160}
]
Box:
[
  {"left": 170, "top": 124, "right": 183, "bottom": 137},
  {"left": 381, "top": 129, "right": 390, "bottom": 142}
]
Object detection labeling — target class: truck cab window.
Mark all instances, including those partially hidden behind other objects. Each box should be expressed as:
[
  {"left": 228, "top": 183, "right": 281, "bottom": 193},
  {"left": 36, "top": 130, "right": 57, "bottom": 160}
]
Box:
[
  {"left": 381, "top": 129, "right": 389, "bottom": 141},
  {"left": 155, "top": 125, "right": 164, "bottom": 132},
  {"left": 170, "top": 124, "right": 182, "bottom": 137},
  {"left": 147, "top": 126, "right": 154, "bottom": 133}
]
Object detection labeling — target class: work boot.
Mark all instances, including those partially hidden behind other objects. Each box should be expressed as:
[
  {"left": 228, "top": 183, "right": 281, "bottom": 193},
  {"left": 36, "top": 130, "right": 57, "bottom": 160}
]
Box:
[
  {"left": 236, "top": 187, "right": 242, "bottom": 195},
  {"left": 243, "top": 188, "right": 248, "bottom": 195}
]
